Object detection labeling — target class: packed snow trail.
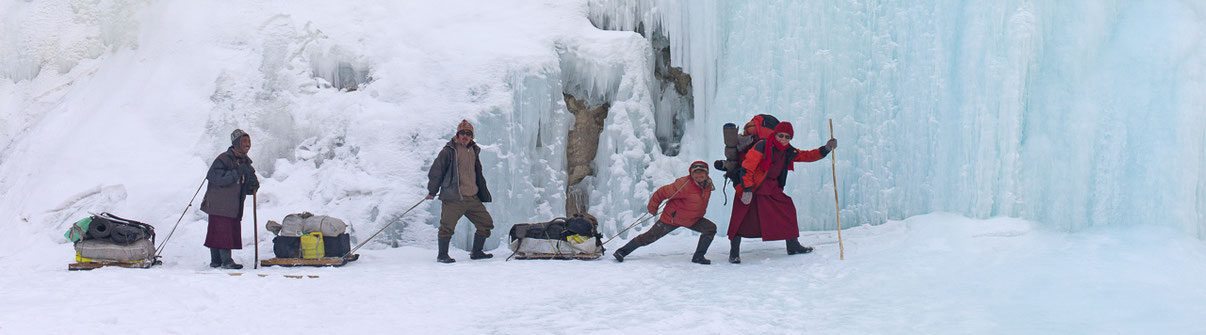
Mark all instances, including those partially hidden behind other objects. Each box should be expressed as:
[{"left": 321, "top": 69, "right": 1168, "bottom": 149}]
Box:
[{"left": 3, "top": 214, "right": 1204, "bottom": 334}]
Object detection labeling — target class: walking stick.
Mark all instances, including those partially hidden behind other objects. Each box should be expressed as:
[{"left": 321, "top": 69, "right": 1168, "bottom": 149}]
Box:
[
  {"left": 829, "top": 119, "right": 844, "bottom": 260},
  {"left": 154, "top": 178, "right": 207, "bottom": 258},
  {"left": 602, "top": 179, "right": 690, "bottom": 246},
  {"left": 253, "top": 192, "right": 259, "bottom": 269},
  {"left": 347, "top": 198, "right": 428, "bottom": 256}
]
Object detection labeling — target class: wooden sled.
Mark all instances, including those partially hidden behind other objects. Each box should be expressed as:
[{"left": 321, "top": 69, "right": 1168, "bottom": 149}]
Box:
[
  {"left": 260, "top": 254, "right": 360, "bottom": 267},
  {"left": 69, "top": 258, "right": 161, "bottom": 271},
  {"left": 511, "top": 252, "right": 602, "bottom": 260}
]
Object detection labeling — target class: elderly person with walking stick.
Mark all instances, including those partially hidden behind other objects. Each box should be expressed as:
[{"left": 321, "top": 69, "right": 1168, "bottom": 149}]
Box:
[{"left": 200, "top": 129, "right": 259, "bottom": 269}]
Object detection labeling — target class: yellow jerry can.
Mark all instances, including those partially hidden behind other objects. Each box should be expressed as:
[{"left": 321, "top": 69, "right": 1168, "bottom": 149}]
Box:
[{"left": 300, "top": 232, "right": 325, "bottom": 259}]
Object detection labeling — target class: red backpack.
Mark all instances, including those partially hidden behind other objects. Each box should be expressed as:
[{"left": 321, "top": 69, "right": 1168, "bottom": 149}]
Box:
[{"left": 715, "top": 114, "right": 780, "bottom": 198}]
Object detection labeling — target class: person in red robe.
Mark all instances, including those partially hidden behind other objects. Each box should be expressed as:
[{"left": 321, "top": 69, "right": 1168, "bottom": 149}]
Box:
[{"left": 726, "top": 122, "right": 836, "bottom": 263}]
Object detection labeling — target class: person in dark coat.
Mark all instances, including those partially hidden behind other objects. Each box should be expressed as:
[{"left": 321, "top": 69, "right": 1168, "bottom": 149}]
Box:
[
  {"left": 613, "top": 161, "right": 717, "bottom": 264},
  {"left": 426, "top": 120, "right": 494, "bottom": 263},
  {"left": 727, "top": 122, "right": 836, "bottom": 263},
  {"left": 200, "top": 129, "right": 259, "bottom": 269}
]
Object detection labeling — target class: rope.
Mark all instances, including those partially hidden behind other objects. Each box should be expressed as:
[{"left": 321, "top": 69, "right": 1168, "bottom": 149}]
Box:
[
  {"left": 346, "top": 198, "right": 427, "bottom": 257},
  {"left": 601, "top": 180, "right": 691, "bottom": 246},
  {"left": 155, "top": 178, "right": 206, "bottom": 258}
]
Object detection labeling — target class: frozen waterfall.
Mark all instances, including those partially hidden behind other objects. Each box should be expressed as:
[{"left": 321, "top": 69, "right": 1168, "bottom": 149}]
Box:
[{"left": 590, "top": 0, "right": 1206, "bottom": 237}]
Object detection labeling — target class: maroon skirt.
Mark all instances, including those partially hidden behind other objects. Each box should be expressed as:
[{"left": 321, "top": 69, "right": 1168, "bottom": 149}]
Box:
[
  {"left": 204, "top": 215, "right": 242, "bottom": 249},
  {"left": 727, "top": 184, "right": 801, "bottom": 241}
]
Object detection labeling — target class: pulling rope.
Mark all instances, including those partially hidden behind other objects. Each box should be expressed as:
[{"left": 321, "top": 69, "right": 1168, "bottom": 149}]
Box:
[
  {"left": 601, "top": 180, "right": 691, "bottom": 246},
  {"left": 346, "top": 198, "right": 428, "bottom": 257},
  {"left": 155, "top": 178, "right": 206, "bottom": 258}
]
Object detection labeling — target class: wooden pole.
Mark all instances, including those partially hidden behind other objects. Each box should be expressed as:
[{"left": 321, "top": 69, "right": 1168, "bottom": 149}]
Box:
[
  {"left": 253, "top": 192, "right": 259, "bottom": 269},
  {"left": 830, "top": 119, "right": 844, "bottom": 260}
]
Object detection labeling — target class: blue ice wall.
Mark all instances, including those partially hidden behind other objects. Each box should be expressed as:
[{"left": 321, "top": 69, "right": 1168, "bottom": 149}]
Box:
[{"left": 596, "top": 0, "right": 1206, "bottom": 236}]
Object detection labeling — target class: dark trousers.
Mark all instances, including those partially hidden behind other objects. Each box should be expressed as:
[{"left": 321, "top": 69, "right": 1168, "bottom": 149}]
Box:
[
  {"left": 438, "top": 196, "right": 494, "bottom": 238},
  {"left": 628, "top": 218, "right": 717, "bottom": 248}
]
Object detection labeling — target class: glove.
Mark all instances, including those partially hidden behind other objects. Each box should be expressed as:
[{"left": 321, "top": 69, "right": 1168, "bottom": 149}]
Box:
[
  {"left": 235, "top": 163, "right": 253, "bottom": 181},
  {"left": 244, "top": 175, "right": 260, "bottom": 194},
  {"left": 239, "top": 164, "right": 259, "bottom": 194},
  {"left": 741, "top": 191, "right": 753, "bottom": 205},
  {"left": 825, "top": 138, "right": 837, "bottom": 151}
]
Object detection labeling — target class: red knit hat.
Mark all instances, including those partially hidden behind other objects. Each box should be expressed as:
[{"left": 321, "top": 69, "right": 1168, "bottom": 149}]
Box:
[
  {"left": 689, "top": 160, "right": 709, "bottom": 173},
  {"left": 456, "top": 120, "right": 474, "bottom": 134},
  {"left": 773, "top": 122, "right": 794, "bottom": 137}
]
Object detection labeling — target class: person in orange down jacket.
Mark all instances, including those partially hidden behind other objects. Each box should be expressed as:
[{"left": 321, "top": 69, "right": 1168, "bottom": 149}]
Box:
[
  {"left": 613, "top": 161, "right": 717, "bottom": 264},
  {"left": 727, "top": 121, "right": 836, "bottom": 264}
]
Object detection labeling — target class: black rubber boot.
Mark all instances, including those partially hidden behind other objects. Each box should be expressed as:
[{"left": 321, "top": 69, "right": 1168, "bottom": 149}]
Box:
[
  {"left": 470, "top": 235, "right": 493, "bottom": 260},
  {"left": 691, "top": 233, "right": 714, "bottom": 265},
  {"left": 786, "top": 238, "right": 813, "bottom": 255},
  {"left": 437, "top": 237, "right": 456, "bottom": 263},
  {"left": 729, "top": 238, "right": 741, "bottom": 264},
  {"left": 209, "top": 248, "right": 221, "bottom": 268},
  {"left": 219, "top": 249, "right": 243, "bottom": 270},
  {"left": 612, "top": 242, "right": 637, "bottom": 263}
]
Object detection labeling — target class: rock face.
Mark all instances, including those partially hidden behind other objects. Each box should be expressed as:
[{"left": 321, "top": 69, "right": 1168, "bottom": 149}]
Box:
[
  {"left": 564, "top": 93, "right": 609, "bottom": 216},
  {"left": 647, "top": 27, "right": 694, "bottom": 156}
]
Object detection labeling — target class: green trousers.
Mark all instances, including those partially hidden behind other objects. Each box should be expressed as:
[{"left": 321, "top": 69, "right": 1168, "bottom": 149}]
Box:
[{"left": 438, "top": 196, "right": 494, "bottom": 238}]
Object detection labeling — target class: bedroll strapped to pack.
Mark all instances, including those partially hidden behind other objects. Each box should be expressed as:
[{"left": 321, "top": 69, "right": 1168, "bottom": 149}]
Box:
[
  {"left": 507, "top": 214, "right": 605, "bottom": 260},
  {"left": 714, "top": 114, "right": 780, "bottom": 202},
  {"left": 270, "top": 212, "right": 347, "bottom": 237},
  {"left": 75, "top": 238, "right": 155, "bottom": 262},
  {"left": 64, "top": 212, "right": 156, "bottom": 246}
]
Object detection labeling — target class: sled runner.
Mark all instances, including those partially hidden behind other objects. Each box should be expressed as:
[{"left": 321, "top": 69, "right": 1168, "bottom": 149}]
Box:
[
  {"left": 260, "top": 253, "right": 360, "bottom": 267},
  {"left": 69, "top": 258, "right": 161, "bottom": 271}
]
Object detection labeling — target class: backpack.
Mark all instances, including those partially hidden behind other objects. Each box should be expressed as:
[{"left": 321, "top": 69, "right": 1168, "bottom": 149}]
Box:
[{"left": 714, "top": 114, "right": 780, "bottom": 189}]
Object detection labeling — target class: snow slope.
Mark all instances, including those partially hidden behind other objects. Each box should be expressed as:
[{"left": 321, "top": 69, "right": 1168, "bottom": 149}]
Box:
[{"left": 0, "top": 0, "right": 676, "bottom": 258}]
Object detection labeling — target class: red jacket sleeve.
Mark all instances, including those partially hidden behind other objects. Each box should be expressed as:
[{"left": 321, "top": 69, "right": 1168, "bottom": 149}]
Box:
[
  {"left": 794, "top": 147, "right": 825, "bottom": 163},
  {"left": 741, "top": 145, "right": 764, "bottom": 188},
  {"left": 648, "top": 179, "right": 680, "bottom": 214}
]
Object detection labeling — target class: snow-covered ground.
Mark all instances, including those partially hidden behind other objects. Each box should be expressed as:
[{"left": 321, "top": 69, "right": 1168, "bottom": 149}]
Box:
[{"left": 3, "top": 214, "right": 1204, "bottom": 334}]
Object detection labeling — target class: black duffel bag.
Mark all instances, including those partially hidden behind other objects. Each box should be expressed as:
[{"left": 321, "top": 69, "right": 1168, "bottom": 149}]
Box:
[
  {"left": 323, "top": 234, "right": 351, "bottom": 258},
  {"left": 273, "top": 236, "right": 301, "bottom": 258}
]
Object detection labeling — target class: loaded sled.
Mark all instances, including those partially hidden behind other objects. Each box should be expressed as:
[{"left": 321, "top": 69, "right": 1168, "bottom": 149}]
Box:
[
  {"left": 507, "top": 214, "right": 605, "bottom": 260},
  {"left": 66, "top": 213, "right": 162, "bottom": 271},
  {"left": 260, "top": 212, "right": 359, "bottom": 267}
]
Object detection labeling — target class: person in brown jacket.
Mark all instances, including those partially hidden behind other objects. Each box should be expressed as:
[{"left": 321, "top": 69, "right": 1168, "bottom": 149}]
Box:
[
  {"left": 613, "top": 161, "right": 716, "bottom": 264},
  {"left": 425, "top": 120, "right": 494, "bottom": 263},
  {"left": 200, "top": 129, "right": 259, "bottom": 269}
]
